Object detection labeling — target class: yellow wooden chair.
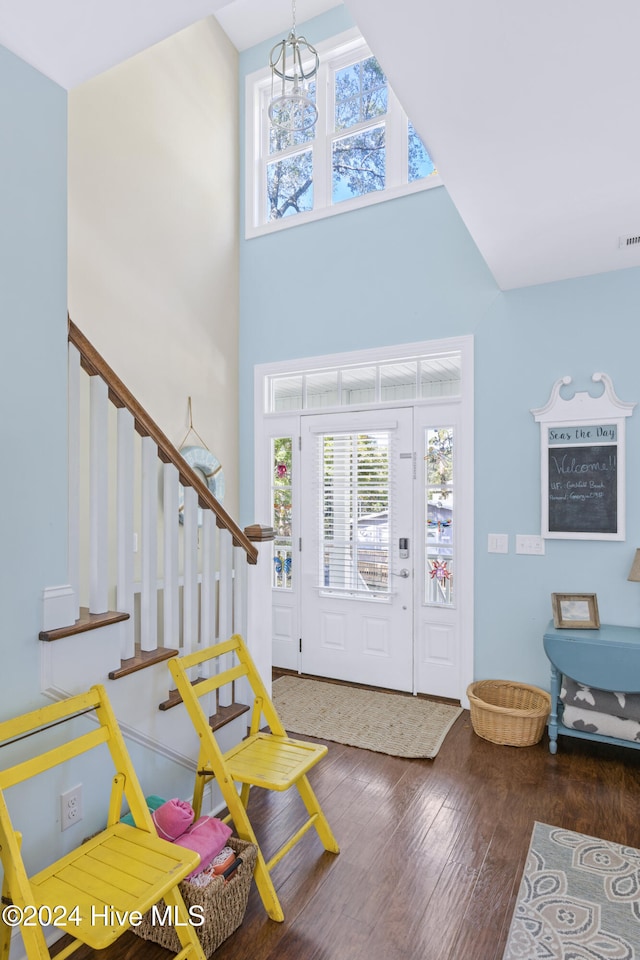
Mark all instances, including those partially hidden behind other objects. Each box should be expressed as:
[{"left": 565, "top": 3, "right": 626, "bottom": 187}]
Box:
[
  {"left": 0, "top": 685, "right": 206, "bottom": 960},
  {"left": 168, "top": 634, "right": 339, "bottom": 923}
]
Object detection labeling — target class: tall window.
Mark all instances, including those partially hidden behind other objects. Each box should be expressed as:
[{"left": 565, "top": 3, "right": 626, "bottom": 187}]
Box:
[
  {"left": 272, "top": 437, "right": 293, "bottom": 589},
  {"left": 246, "top": 31, "right": 440, "bottom": 237},
  {"left": 425, "top": 427, "right": 454, "bottom": 605}
]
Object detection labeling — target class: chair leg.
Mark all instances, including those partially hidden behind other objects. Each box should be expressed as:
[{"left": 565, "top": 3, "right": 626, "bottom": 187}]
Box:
[
  {"left": 296, "top": 776, "right": 340, "bottom": 854},
  {"left": 223, "top": 783, "right": 284, "bottom": 922},
  {"left": 239, "top": 782, "right": 251, "bottom": 808},
  {"left": 162, "top": 885, "right": 206, "bottom": 960},
  {"left": 0, "top": 871, "right": 12, "bottom": 960}
]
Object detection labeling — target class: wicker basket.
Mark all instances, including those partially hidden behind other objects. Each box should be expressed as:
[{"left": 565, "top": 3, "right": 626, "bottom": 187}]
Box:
[
  {"left": 133, "top": 837, "right": 257, "bottom": 957},
  {"left": 467, "top": 680, "right": 551, "bottom": 746}
]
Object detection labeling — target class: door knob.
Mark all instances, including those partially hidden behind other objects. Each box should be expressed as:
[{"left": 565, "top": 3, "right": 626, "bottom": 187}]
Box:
[{"left": 393, "top": 568, "right": 410, "bottom": 578}]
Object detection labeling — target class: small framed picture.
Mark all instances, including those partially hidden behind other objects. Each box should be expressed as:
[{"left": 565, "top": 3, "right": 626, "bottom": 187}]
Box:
[{"left": 551, "top": 593, "right": 600, "bottom": 629}]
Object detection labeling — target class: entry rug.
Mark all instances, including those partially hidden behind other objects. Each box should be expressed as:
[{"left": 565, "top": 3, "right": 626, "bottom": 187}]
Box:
[
  {"left": 272, "top": 676, "right": 462, "bottom": 759},
  {"left": 503, "top": 821, "right": 640, "bottom": 959}
]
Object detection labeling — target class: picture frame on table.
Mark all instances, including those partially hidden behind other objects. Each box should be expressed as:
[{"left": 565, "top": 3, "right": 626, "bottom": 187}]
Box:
[{"left": 551, "top": 592, "right": 600, "bottom": 629}]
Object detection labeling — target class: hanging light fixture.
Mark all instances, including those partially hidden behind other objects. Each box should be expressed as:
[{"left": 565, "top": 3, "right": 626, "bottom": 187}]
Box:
[{"left": 268, "top": 0, "right": 319, "bottom": 132}]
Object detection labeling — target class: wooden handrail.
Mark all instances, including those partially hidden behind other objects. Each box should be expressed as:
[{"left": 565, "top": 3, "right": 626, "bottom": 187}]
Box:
[{"left": 68, "top": 317, "right": 258, "bottom": 564}]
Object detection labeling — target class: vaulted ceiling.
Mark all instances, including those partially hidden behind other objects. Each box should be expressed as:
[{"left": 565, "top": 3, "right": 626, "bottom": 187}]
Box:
[{"left": 1, "top": 0, "right": 639, "bottom": 291}]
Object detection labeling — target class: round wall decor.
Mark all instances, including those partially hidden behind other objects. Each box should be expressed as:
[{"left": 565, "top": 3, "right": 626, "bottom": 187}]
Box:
[{"left": 178, "top": 444, "right": 225, "bottom": 524}]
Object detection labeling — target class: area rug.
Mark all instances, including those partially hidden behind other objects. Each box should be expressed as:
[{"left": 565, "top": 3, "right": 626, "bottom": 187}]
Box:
[
  {"left": 271, "top": 675, "right": 462, "bottom": 759},
  {"left": 503, "top": 821, "right": 640, "bottom": 959}
]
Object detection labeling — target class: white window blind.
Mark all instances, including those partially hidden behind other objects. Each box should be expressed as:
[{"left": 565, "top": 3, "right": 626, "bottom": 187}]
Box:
[{"left": 316, "top": 430, "right": 394, "bottom": 598}]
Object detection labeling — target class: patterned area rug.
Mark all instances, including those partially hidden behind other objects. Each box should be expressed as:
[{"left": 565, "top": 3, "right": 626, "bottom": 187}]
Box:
[
  {"left": 503, "top": 821, "right": 640, "bottom": 959},
  {"left": 272, "top": 676, "right": 462, "bottom": 759}
]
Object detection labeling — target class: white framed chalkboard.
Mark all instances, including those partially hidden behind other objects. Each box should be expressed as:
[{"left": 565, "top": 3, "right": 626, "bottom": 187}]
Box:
[{"left": 531, "top": 373, "right": 636, "bottom": 540}]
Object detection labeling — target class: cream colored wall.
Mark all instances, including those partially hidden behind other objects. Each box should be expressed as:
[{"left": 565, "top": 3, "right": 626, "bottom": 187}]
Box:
[{"left": 68, "top": 16, "right": 239, "bottom": 516}]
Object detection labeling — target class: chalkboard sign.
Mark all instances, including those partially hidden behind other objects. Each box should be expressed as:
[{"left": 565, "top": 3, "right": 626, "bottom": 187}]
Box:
[
  {"left": 548, "top": 443, "right": 617, "bottom": 534},
  {"left": 532, "top": 374, "right": 636, "bottom": 541}
]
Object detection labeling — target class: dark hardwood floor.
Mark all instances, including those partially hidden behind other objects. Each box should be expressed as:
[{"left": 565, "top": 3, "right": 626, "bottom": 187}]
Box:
[{"left": 51, "top": 702, "right": 640, "bottom": 960}]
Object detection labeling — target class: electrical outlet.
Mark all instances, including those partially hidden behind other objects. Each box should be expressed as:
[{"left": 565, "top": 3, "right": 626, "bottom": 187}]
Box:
[{"left": 61, "top": 784, "right": 83, "bottom": 831}]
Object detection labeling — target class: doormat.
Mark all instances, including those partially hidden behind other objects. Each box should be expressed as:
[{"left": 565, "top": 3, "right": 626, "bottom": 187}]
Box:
[
  {"left": 272, "top": 676, "right": 462, "bottom": 759},
  {"left": 502, "top": 821, "right": 640, "bottom": 959}
]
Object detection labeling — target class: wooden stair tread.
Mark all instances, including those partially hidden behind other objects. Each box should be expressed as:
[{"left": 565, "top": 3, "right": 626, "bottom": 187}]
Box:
[
  {"left": 159, "top": 683, "right": 250, "bottom": 731},
  {"left": 39, "top": 607, "right": 129, "bottom": 642},
  {"left": 108, "top": 645, "right": 179, "bottom": 679}
]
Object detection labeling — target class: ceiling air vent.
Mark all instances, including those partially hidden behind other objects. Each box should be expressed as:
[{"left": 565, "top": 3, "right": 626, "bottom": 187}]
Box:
[{"left": 619, "top": 234, "right": 640, "bottom": 248}]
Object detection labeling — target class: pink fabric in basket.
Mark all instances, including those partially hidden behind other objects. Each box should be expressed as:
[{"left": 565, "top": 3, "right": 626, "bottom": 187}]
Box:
[
  {"left": 174, "top": 816, "right": 233, "bottom": 878},
  {"left": 152, "top": 798, "right": 194, "bottom": 842}
]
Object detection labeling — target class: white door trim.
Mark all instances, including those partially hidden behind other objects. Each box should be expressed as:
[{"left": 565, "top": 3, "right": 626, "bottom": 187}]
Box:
[{"left": 253, "top": 335, "right": 474, "bottom": 706}]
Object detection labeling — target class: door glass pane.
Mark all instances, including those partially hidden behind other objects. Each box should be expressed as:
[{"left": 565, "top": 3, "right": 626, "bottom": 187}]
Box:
[
  {"left": 272, "top": 437, "right": 293, "bottom": 589},
  {"left": 271, "top": 375, "right": 303, "bottom": 411},
  {"left": 307, "top": 370, "right": 339, "bottom": 408},
  {"left": 380, "top": 361, "right": 417, "bottom": 402},
  {"left": 424, "top": 427, "right": 454, "bottom": 604},
  {"left": 341, "top": 366, "right": 376, "bottom": 405},
  {"left": 320, "top": 431, "right": 390, "bottom": 597}
]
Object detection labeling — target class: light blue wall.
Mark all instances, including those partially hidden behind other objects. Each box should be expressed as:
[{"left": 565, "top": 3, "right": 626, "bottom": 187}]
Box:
[
  {"left": 0, "top": 43, "right": 200, "bottom": 887},
  {"left": 239, "top": 10, "right": 640, "bottom": 692},
  {"left": 0, "top": 44, "right": 68, "bottom": 715}
]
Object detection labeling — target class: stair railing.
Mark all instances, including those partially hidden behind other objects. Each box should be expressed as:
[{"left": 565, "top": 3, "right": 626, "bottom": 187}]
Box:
[{"left": 67, "top": 317, "right": 260, "bottom": 688}]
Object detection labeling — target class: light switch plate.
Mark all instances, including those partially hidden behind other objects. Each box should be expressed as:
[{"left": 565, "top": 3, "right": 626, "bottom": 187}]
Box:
[
  {"left": 516, "top": 535, "right": 545, "bottom": 555},
  {"left": 488, "top": 533, "right": 509, "bottom": 554}
]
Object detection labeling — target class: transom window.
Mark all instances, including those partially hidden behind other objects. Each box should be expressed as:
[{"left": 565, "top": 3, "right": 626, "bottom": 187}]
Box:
[
  {"left": 246, "top": 30, "right": 441, "bottom": 237},
  {"left": 264, "top": 351, "right": 461, "bottom": 413}
]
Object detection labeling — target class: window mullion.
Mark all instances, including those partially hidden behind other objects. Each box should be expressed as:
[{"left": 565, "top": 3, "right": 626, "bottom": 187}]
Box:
[
  {"left": 385, "top": 87, "right": 403, "bottom": 188},
  {"left": 314, "top": 61, "right": 329, "bottom": 211}
]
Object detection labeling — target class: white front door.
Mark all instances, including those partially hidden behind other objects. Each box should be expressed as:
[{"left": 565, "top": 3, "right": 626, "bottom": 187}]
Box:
[{"left": 299, "top": 409, "right": 414, "bottom": 691}]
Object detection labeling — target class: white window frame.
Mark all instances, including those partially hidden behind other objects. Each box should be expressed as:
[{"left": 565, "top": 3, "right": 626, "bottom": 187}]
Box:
[{"left": 245, "top": 28, "right": 442, "bottom": 239}]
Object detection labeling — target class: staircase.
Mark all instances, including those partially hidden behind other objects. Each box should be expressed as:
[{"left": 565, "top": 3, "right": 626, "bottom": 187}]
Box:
[{"left": 39, "top": 317, "right": 274, "bottom": 780}]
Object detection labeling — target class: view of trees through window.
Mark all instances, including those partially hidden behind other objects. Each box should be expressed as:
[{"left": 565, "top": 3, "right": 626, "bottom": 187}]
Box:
[{"left": 264, "top": 49, "right": 437, "bottom": 222}]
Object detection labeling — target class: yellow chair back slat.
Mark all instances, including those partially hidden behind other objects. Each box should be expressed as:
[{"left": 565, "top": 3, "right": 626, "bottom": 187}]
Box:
[
  {"left": 0, "top": 727, "right": 109, "bottom": 790},
  {"left": 0, "top": 685, "right": 207, "bottom": 960},
  {"left": 168, "top": 634, "right": 339, "bottom": 923}
]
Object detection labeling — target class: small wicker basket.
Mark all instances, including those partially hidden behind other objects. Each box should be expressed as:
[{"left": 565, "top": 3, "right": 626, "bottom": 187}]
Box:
[
  {"left": 133, "top": 837, "right": 256, "bottom": 957},
  {"left": 467, "top": 680, "right": 551, "bottom": 747}
]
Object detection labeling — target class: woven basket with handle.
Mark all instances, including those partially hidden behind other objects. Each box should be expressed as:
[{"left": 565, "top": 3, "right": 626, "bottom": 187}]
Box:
[{"left": 467, "top": 680, "right": 551, "bottom": 747}]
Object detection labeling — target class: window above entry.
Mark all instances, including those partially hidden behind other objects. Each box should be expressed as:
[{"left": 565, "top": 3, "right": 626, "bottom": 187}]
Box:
[{"left": 245, "top": 29, "right": 442, "bottom": 238}]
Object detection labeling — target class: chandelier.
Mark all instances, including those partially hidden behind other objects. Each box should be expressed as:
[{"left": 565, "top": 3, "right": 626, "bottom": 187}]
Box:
[{"left": 268, "top": 0, "right": 319, "bottom": 132}]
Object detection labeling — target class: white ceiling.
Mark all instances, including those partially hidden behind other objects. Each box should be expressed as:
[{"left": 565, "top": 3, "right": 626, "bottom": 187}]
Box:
[{"left": 1, "top": 0, "right": 639, "bottom": 291}]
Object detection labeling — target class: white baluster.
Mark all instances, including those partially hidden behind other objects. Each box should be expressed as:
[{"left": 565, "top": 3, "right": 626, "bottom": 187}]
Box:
[
  {"left": 218, "top": 529, "right": 233, "bottom": 707},
  {"left": 233, "top": 546, "right": 249, "bottom": 705},
  {"left": 163, "top": 463, "right": 180, "bottom": 650},
  {"left": 201, "top": 511, "right": 217, "bottom": 648},
  {"left": 89, "top": 376, "right": 109, "bottom": 614},
  {"left": 116, "top": 408, "right": 135, "bottom": 659},
  {"left": 140, "top": 436, "right": 158, "bottom": 651},
  {"left": 200, "top": 511, "right": 217, "bottom": 716},
  {"left": 67, "top": 343, "right": 81, "bottom": 620},
  {"left": 182, "top": 485, "right": 199, "bottom": 657}
]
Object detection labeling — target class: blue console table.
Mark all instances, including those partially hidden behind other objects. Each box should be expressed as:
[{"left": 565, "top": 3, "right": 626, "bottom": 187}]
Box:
[{"left": 543, "top": 620, "right": 640, "bottom": 755}]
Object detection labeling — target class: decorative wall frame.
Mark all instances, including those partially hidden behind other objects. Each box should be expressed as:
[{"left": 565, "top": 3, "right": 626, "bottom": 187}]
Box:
[
  {"left": 531, "top": 373, "right": 636, "bottom": 540},
  {"left": 551, "top": 592, "right": 600, "bottom": 629}
]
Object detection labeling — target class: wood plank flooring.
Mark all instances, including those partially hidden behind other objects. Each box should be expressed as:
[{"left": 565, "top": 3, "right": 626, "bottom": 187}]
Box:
[{"left": 51, "top": 700, "right": 640, "bottom": 960}]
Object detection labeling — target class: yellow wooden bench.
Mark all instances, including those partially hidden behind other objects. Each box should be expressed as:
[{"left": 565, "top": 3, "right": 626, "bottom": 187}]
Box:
[
  {"left": 0, "top": 685, "right": 206, "bottom": 960},
  {"left": 168, "top": 634, "right": 339, "bottom": 923}
]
